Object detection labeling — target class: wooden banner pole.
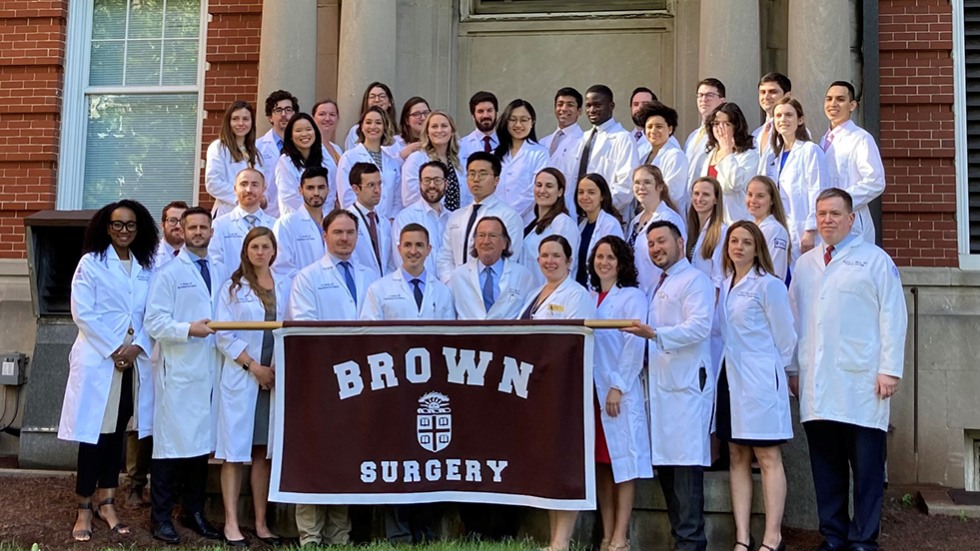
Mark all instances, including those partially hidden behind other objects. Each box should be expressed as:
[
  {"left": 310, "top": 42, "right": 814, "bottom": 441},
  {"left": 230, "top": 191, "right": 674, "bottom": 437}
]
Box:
[{"left": 206, "top": 319, "right": 638, "bottom": 331}]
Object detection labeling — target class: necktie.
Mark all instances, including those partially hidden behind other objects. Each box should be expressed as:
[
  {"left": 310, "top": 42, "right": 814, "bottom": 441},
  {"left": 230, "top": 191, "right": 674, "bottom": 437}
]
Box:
[
  {"left": 634, "top": 129, "right": 642, "bottom": 142},
  {"left": 577, "top": 127, "right": 597, "bottom": 181},
  {"left": 462, "top": 203, "right": 482, "bottom": 259},
  {"left": 339, "top": 260, "right": 357, "bottom": 300},
  {"left": 483, "top": 135, "right": 492, "bottom": 153},
  {"left": 410, "top": 278, "right": 424, "bottom": 310},
  {"left": 244, "top": 214, "right": 258, "bottom": 229},
  {"left": 653, "top": 271, "right": 667, "bottom": 295},
  {"left": 195, "top": 259, "right": 212, "bottom": 295},
  {"left": 824, "top": 244, "right": 835, "bottom": 266},
  {"left": 549, "top": 129, "right": 565, "bottom": 157},
  {"left": 276, "top": 137, "right": 284, "bottom": 153},
  {"left": 822, "top": 130, "right": 834, "bottom": 152},
  {"left": 366, "top": 211, "right": 383, "bottom": 271},
  {"left": 482, "top": 266, "right": 495, "bottom": 311},
  {"left": 444, "top": 166, "right": 461, "bottom": 211},
  {"left": 172, "top": 249, "right": 179, "bottom": 257}
]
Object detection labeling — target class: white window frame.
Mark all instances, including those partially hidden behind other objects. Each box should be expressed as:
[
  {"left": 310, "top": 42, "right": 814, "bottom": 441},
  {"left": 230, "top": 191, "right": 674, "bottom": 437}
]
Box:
[
  {"left": 952, "top": 0, "right": 979, "bottom": 269},
  {"left": 57, "top": 0, "right": 209, "bottom": 210}
]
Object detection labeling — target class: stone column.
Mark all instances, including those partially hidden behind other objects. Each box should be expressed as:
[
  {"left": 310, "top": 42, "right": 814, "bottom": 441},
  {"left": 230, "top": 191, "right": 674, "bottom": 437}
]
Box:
[
  {"left": 698, "top": 0, "right": 761, "bottom": 123},
  {"left": 787, "top": 0, "right": 852, "bottom": 140},
  {"left": 336, "top": 0, "right": 398, "bottom": 142},
  {"left": 256, "top": 0, "right": 318, "bottom": 133}
]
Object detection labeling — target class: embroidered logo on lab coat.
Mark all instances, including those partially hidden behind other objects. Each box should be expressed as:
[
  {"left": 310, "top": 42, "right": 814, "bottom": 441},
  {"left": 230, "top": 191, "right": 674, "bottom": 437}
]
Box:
[
  {"left": 548, "top": 304, "right": 564, "bottom": 313},
  {"left": 417, "top": 392, "right": 452, "bottom": 453}
]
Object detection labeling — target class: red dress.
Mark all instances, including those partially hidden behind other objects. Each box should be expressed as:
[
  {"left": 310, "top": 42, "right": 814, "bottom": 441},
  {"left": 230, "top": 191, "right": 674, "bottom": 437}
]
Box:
[{"left": 594, "top": 291, "right": 612, "bottom": 465}]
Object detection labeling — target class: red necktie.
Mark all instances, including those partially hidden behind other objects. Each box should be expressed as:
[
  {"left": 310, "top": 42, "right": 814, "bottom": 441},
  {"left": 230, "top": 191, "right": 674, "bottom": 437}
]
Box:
[
  {"left": 824, "top": 244, "right": 834, "bottom": 266},
  {"left": 367, "top": 211, "right": 382, "bottom": 271},
  {"left": 483, "top": 135, "right": 492, "bottom": 153}
]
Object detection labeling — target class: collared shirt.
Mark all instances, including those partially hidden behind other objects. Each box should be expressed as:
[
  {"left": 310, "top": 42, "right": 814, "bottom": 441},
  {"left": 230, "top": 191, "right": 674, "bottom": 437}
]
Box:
[
  {"left": 825, "top": 233, "right": 856, "bottom": 261},
  {"left": 477, "top": 256, "right": 505, "bottom": 304},
  {"left": 402, "top": 268, "right": 427, "bottom": 295}
]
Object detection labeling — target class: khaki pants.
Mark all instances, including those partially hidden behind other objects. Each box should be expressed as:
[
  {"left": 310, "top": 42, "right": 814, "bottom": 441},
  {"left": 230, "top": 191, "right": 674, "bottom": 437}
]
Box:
[
  {"left": 295, "top": 504, "right": 350, "bottom": 546},
  {"left": 125, "top": 432, "right": 152, "bottom": 488}
]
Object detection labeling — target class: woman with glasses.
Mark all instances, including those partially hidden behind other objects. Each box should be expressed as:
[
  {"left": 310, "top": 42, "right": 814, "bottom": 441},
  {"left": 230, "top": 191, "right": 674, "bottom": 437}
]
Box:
[
  {"left": 337, "top": 106, "right": 403, "bottom": 219},
  {"left": 393, "top": 97, "right": 431, "bottom": 162},
  {"left": 698, "top": 103, "right": 759, "bottom": 224},
  {"left": 275, "top": 112, "right": 339, "bottom": 217},
  {"left": 60, "top": 199, "right": 159, "bottom": 541},
  {"left": 206, "top": 101, "right": 266, "bottom": 218},
  {"left": 401, "top": 111, "right": 470, "bottom": 209},
  {"left": 344, "top": 82, "right": 399, "bottom": 151},
  {"left": 493, "top": 99, "right": 550, "bottom": 224}
]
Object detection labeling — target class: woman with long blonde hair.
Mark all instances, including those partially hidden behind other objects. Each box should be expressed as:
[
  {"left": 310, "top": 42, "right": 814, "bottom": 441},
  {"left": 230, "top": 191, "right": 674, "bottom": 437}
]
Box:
[
  {"left": 401, "top": 111, "right": 469, "bottom": 210},
  {"left": 745, "top": 175, "right": 792, "bottom": 282}
]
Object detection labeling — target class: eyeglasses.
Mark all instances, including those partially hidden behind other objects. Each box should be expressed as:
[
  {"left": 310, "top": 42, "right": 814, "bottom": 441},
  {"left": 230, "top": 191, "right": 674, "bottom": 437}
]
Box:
[
  {"left": 421, "top": 177, "right": 446, "bottom": 185},
  {"left": 164, "top": 217, "right": 181, "bottom": 226},
  {"left": 696, "top": 92, "right": 720, "bottom": 100},
  {"left": 475, "top": 232, "right": 502, "bottom": 240},
  {"left": 507, "top": 117, "right": 533, "bottom": 125},
  {"left": 109, "top": 221, "right": 138, "bottom": 232},
  {"left": 410, "top": 110, "right": 431, "bottom": 120},
  {"left": 368, "top": 93, "right": 389, "bottom": 102},
  {"left": 272, "top": 106, "right": 295, "bottom": 115},
  {"left": 468, "top": 170, "right": 493, "bottom": 181},
  {"left": 354, "top": 181, "right": 381, "bottom": 190}
]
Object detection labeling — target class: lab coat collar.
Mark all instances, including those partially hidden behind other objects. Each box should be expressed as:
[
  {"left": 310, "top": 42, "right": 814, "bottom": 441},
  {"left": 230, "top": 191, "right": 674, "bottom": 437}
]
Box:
[
  {"left": 555, "top": 124, "right": 583, "bottom": 138},
  {"left": 664, "top": 257, "right": 692, "bottom": 278},
  {"left": 596, "top": 118, "right": 619, "bottom": 133}
]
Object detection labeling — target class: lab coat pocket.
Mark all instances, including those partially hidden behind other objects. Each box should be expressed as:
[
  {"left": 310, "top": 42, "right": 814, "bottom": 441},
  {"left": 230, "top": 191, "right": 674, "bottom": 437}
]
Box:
[
  {"left": 655, "top": 354, "right": 697, "bottom": 392},
  {"left": 837, "top": 334, "right": 873, "bottom": 373}
]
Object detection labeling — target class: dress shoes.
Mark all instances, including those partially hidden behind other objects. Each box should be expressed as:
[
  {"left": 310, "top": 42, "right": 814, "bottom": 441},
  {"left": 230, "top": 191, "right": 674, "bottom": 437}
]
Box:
[
  {"left": 179, "top": 511, "right": 221, "bottom": 539},
  {"left": 224, "top": 536, "right": 249, "bottom": 547},
  {"left": 811, "top": 542, "right": 846, "bottom": 551},
  {"left": 152, "top": 521, "right": 181, "bottom": 544},
  {"left": 257, "top": 535, "right": 283, "bottom": 546}
]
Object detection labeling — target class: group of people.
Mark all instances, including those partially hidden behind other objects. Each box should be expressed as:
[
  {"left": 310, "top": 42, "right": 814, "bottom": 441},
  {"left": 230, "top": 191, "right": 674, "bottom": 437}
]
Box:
[{"left": 56, "top": 74, "right": 906, "bottom": 551}]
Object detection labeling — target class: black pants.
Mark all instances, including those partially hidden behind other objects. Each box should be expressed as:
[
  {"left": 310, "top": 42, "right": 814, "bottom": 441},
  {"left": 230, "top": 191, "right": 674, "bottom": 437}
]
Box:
[
  {"left": 458, "top": 503, "right": 520, "bottom": 541},
  {"left": 384, "top": 504, "right": 441, "bottom": 543},
  {"left": 804, "top": 420, "right": 887, "bottom": 550},
  {"left": 150, "top": 454, "right": 209, "bottom": 525},
  {"left": 76, "top": 367, "right": 133, "bottom": 497},
  {"left": 657, "top": 465, "right": 707, "bottom": 551}
]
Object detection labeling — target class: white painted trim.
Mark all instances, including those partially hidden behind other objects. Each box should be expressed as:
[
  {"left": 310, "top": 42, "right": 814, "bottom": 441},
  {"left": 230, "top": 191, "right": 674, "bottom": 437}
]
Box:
[
  {"left": 952, "top": 0, "right": 976, "bottom": 269},
  {"left": 966, "top": 430, "right": 980, "bottom": 492},
  {"left": 458, "top": 0, "right": 669, "bottom": 22},
  {"left": 84, "top": 85, "right": 199, "bottom": 95},
  {"left": 193, "top": 0, "right": 209, "bottom": 207}
]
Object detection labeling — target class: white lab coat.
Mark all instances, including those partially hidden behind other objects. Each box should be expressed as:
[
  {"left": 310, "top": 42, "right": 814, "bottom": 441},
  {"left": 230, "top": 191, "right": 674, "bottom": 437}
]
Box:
[
  {"left": 361, "top": 269, "right": 455, "bottom": 321},
  {"left": 789, "top": 237, "right": 907, "bottom": 431},
  {"left": 401, "top": 150, "right": 471, "bottom": 210},
  {"left": 519, "top": 275, "right": 595, "bottom": 320},
  {"left": 752, "top": 120, "right": 774, "bottom": 161},
  {"left": 347, "top": 202, "right": 395, "bottom": 282},
  {"left": 435, "top": 194, "right": 525, "bottom": 282},
  {"left": 684, "top": 126, "right": 709, "bottom": 185},
  {"left": 593, "top": 285, "right": 653, "bottom": 482},
  {"left": 253, "top": 129, "right": 283, "bottom": 218},
  {"left": 287, "top": 254, "right": 371, "bottom": 321},
  {"left": 821, "top": 120, "right": 886, "bottom": 243},
  {"left": 214, "top": 276, "right": 290, "bottom": 461},
  {"left": 344, "top": 125, "right": 359, "bottom": 151},
  {"left": 391, "top": 200, "right": 450, "bottom": 277},
  {"left": 143, "top": 251, "right": 221, "bottom": 458},
  {"left": 626, "top": 202, "right": 686, "bottom": 294},
  {"left": 275, "top": 146, "right": 341, "bottom": 217},
  {"left": 718, "top": 271, "right": 796, "bottom": 440},
  {"left": 458, "top": 129, "right": 499, "bottom": 167},
  {"left": 700, "top": 148, "right": 760, "bottom": 224},
  {"left": 756, "top": 215, "right": 790, "bottom": 281},
  {"left": 646, "top": 259, "right": 715, "bottom": 466},
  {"left": 650, "top": 140, "right": 691, "bottom": 216},
  {"left": 758, "top": 140, "right": 828, "bottom": 265},
  {"left": 205, "top": 139, "right": 274, "bottom": 218},
  {"left": 208, "top": 206, "right": 277, "bottom": 285},
  {"left": 567, "top": 119, "right": 640, "bottom": 220},
  {"left": 497, "top": 141, "right": 550, "bottom": 223},
  {"left": 58, "top": 249, "right": 154, "bottom": 443},
  {"left": 577, "top": 211, "right": 625, "bottom": 288},
  {"left": 271, "top": 207, "right": 325, "bottom": 282},
  {"left": 336, "top": 144, "right": 403, "bottom": 220},
  {"left": 689, "top": 220, "right": 728, "bottom": 378},
  {"left": 520, "top": 212, "right": 580, "bottom": 288},
  {"left": 153, "top": 241, "right": 180, "bottom": 268},
  {"left": 541, "top": 124, "right": 584, "bottom": 208},
  {"left": 449, "top": 258, "right": 535, "bottom": 320}
]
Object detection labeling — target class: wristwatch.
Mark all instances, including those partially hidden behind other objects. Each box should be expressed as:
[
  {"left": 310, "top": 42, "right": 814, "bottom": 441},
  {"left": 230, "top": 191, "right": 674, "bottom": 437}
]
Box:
[{"left": 242, "top": 360, "right": 252, "bottom": 372}]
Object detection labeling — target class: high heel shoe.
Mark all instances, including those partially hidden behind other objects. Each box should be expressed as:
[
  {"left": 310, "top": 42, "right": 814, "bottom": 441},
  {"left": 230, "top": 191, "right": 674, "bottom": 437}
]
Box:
[
  {"left": 759, "top": 541, "right": 785, "bottom": 551},
  {"left": 734, "top": 536, "right": 756, "bottom": 550}
]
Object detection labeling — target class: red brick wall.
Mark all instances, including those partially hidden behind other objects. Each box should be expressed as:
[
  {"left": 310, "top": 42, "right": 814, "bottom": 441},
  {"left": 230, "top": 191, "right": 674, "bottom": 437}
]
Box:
[
  {"left": 0, "top": 1, "right": 66, "bottom": 258},
  {"left": 200, "top": 0, "right": 262, "bottom": 211},
  {"left": 879, "top": 0, "right": 957, "bottom": 267}
]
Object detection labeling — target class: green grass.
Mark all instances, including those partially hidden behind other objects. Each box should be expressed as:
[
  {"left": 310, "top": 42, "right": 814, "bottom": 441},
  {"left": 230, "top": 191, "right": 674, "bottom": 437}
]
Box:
[{"left": 2, "top": 541, "right": 556, "bottom": 551}]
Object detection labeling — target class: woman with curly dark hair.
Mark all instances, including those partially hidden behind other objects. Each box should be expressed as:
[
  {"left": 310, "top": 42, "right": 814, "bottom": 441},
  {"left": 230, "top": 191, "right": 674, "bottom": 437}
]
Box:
[
  {"left": 59, "top": 199, "right": 159, "bottom": 541},
  {"left": 699, "top": 102, "right": 759, "bottom": 224},
  {"left": 588, "top": 235, "right": 651, "bottom": 551}
]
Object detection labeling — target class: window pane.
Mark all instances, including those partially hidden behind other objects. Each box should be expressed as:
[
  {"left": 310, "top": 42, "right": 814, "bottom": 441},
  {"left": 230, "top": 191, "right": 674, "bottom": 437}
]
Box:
[
  {"left": 165, "top": 0, "right": 201, "bottom": 39},
  {"left": 89, "top": 41, "right": 124, "bottom": 86},
  {"left": 124, "top": 39, "right": 162, "bottom": 86},
  {"left": 128, "top": 0, "right": 164, "bottom": 39},
  {"left": 162, "top": 39, "right": 198, "bottom": 86},
  {"left": 92, "top": 0, "right": 127, "bottom": 40},
  {"left": 83, "top": 94, "right": 198, "bottom": 216}
]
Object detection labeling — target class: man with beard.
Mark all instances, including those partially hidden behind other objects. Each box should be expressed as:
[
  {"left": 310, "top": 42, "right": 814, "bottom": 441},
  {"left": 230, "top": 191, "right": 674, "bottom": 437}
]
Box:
[
  {"left": 392, "top": 160, "right": 452, "bottom": 276},
  {"left": 208, "top": 167, "right": 277, "bottom": 283},
  {"left": 273, "top": 166, "right": 330, "bottom": 281},
  {"left": 570, "top": 84, "right": 639, "bottom": 220},
  {"left": 623, "top": 220, "right": 714, "bottom": 551},
  {"left": 125, "top": 200, "right": 188, "bottom": 507},
  {"left": 458, "top": 91, "right": 499, "bottom": 166},
  {"left": 540, "top": 87, "right": 585, "bottom": 208},
  {"left": 144, "top": 207, "right": 221, "bottom": 544}
]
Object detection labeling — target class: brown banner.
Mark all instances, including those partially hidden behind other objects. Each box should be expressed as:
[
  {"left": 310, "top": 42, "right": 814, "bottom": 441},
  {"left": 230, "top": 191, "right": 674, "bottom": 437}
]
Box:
[{"left": 269, "top": 324, "right": 595, "bottom": 508}]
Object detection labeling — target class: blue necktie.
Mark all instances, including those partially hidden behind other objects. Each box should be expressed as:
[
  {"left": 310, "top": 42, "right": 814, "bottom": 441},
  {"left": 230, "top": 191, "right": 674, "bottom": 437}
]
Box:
[
  {"left": 196, "top": 259, "right": 212, "bottom": 295},
  {"left": 482, "top": 266, "right": 495, "bottom": 311},
  {"left": 339, "top": 261, "right": 357, "bottom": 301},
  {"left": 410, "top": 278, "right": 424, "bottom": 311}
]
